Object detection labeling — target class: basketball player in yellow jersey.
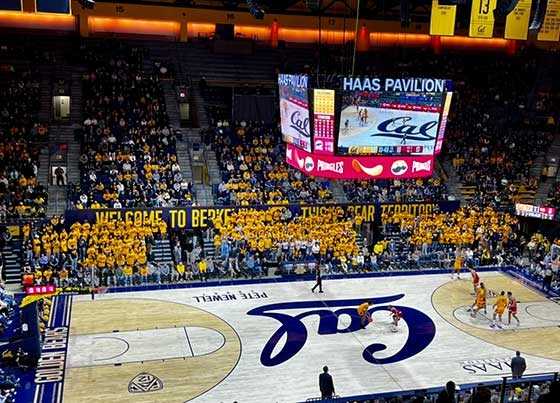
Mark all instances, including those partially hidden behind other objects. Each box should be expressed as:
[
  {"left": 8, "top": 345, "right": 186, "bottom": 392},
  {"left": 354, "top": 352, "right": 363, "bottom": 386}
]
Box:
[
  {"left": 470, "top": 282, "right": 487, "bottom": 317},
  {"left": 357, "top": 302, "right": 373, "bottom": 329},
  {"left": 451, "top": 248, "right": 464, "bottom": 280},
  {"left": 491, "top": 291, "right": 508, "bottom": 328}
]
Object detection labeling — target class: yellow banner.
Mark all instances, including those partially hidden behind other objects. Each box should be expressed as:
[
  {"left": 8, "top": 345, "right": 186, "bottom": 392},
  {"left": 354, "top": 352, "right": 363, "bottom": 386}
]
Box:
[
  {"left": 537, "top": 0, "right": 560, "bottom": 42},
  {"left": 505, "top": 0, "right": 533, "bottom": 40},
  {"left": 430, "top": 0, "right": 457, "bottom": 36},
  {"left": 469, "top": 0, "right": 498, "bottom": 38}
]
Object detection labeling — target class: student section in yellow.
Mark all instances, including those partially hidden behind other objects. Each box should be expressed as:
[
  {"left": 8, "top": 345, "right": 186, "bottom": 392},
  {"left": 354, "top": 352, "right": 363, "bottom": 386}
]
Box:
[
  {"left": 63, "top": 298, "right": 241, "bottom": 403},
  {"left": 432, "top": 272, "right": 560, "bottom": 361}
]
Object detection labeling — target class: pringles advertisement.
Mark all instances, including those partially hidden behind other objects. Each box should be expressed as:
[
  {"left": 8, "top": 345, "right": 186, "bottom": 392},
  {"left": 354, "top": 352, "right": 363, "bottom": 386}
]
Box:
[{"left": 285, "top": 143, "right": 435, "bottom": 179}]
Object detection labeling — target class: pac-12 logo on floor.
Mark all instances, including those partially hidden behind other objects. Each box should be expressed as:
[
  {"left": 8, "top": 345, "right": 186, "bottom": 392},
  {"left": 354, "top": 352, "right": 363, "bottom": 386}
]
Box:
[{"left": 247, "top": 294, "right": 436, "bottom": 366}]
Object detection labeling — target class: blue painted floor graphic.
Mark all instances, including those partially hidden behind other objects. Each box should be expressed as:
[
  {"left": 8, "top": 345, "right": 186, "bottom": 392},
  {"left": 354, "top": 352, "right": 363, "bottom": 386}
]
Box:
[{"left": 14, "top": 294, "right": 72, "bottom": 403}]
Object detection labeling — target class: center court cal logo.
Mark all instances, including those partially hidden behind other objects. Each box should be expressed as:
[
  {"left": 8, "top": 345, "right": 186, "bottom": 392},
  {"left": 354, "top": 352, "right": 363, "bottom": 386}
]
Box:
[
  {"left": 128, "top": 372, "right": 164, "bottom": 393},
  {"left": 247, "top": 295, "right": 436, "bottom": 367}
]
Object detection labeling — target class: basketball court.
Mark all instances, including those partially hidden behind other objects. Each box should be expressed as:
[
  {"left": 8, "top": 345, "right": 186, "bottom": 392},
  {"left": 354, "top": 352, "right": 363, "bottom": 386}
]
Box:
[{"left": 34, "top": 270, "right": 560, "bottom": 403}]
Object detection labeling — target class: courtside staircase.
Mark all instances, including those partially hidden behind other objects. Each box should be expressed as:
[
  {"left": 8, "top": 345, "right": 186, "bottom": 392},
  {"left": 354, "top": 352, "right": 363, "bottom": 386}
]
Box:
[
  {"left": 2, "top": 239, "right": 22, "bottom": 284},
  {"left": 45, "top": 65, "right": 85, "bottom": 216},
  {"left": 538, "top": 133, "right": 560, "bottom": 205},
  {"left": 151, "top": 239, "right": 173, "bottom": 263}
]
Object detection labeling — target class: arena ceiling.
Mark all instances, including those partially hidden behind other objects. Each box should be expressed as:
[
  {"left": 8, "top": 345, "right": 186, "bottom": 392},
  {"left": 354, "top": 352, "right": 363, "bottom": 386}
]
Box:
[{"left": 95, "top": 0, "right": 439, "bottom": 23}]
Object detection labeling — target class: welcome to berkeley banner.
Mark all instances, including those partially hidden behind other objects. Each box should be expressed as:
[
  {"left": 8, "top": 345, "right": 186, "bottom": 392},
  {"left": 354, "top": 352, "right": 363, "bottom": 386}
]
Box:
[{"left": 64, "top": 201, "right": 461, "bottom": 231}]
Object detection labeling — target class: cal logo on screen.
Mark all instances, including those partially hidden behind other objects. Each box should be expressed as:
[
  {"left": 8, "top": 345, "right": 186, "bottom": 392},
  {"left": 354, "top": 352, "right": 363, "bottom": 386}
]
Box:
[
  {"left": 247, "top": 294, "right": 436, "bottom": 367},
  {"left": 290, "top": 110, "right": 310, "bottom": 138},
  {"left": 373, "top": 116, "right": 438, "bottom": 142}
]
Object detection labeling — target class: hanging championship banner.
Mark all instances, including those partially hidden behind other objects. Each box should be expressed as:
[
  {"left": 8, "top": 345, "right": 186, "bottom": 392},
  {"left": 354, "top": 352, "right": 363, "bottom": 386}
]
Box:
[
  {"left": 537, "top": 0, "right": 560, "bottom": 42},
  {"left": 469, "top": 0, "right": 498, "bottom": 38},
  {"left": 505, "top": 0, "right": 533, "bottom": 40},
  {"left": 430, "top": 0, "right": 457, "bottom": 36}
]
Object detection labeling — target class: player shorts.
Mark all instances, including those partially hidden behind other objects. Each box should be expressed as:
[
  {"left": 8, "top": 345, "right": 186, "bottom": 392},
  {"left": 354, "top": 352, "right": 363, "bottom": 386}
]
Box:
[
  {"left": 495, "top": 307, "right": 505, "bottom": 315},
  {"left": 509, "top": 307, "right": 517, "bottom": 314}
]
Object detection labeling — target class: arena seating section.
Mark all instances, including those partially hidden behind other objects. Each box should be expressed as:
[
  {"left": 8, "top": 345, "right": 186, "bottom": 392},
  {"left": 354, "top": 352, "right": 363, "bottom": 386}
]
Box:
[
  {"left": 1, "top": 35, "right": 559, "bottom": 403},
  {"left": 0, "top": 45, "right": 48, "bottom": 220},
  {"left": 342, "top": 177, "right": 449, "bottom": 203},
  {"left": 547, "top": 182, "right": 560, "bottom": 210},
  {"left": 212, "top": 123, "right": 334, "bottom": 206},
  {"left": 20, "top": 215, "right": 167, "bottom": 287},
  {"left": 446, "top": 53, "right": 553, "bottom": 207},
  {"left": 70, "top": 41, "right": 194, "bottom": 209}
]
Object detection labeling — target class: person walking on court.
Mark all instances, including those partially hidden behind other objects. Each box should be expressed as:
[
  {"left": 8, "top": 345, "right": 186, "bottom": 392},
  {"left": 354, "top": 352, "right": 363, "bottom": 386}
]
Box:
[
  {"left": 311, "top": 266, "right": 323, "bottom": 293},
  {"left": 511, "top": 351, "right": 526, "bottom": 379},
  {"left": 319, "top": 366, "right": 335, "bottom": 399}
]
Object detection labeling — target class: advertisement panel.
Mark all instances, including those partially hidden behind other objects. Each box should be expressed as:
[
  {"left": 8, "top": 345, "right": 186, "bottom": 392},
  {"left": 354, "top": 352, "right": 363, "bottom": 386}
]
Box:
[
  {"left": 515, "top": 203, "right": 557, "bottom": 220},
  {"left": 64, "top": 201, "right": 461, "bottom": 230},
  {"left": 434, "top": 91, "right": 453, "bottom": 155},
  {"left": 286, "top": 143, "right": 435, "bottom": 180},
  {"left": 278, "top": 74, "right": 312, "bottom": 153},
  {"left": 312, "top": 89, "right": 336, "bottom": 155}
]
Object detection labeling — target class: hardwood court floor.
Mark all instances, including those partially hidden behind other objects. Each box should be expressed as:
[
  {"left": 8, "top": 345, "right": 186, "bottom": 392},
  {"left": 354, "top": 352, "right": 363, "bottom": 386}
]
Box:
[{"left": 60, "top": 271, "right": 560, "bottom": 403}]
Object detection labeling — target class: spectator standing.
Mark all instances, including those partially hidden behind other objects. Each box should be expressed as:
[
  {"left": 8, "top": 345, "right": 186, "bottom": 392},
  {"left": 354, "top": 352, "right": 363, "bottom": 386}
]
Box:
[
  {"left": 511, "top": 351, "right": 526, "bottom": 379},
  {"left": 468, "top": 383, "right": 491, "bottom": 403},
  {"left": 537, "top": 381, "right": 559, "bottom": 403},
  {"left": 436, "top": 381, "right": 457, "bottom": 403},
  {"left": 542, "top": 264, "right": 553, "bottom": 292},
  {"left": 54, "top": 167, "right": 65, "bottom": 186},
  {"left": 311, "top": 266, "right": 323, "bottom": 293},
  {"left": 318, "top": 365, "right": 335, "bottom": 399}
]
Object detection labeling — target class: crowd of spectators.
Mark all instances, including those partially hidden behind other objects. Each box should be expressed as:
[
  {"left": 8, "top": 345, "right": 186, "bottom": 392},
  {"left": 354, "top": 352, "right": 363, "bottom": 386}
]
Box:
[
  {"left": 515, "top": 231, "right": 560, "bottom": 294},
  {"left": 343, "top": 177, "right": 450, "bottom": 203},
  {"left": 0, "top": 283, "right": 16, "bottom": 335},
  {"left": 367, "top": 206, "right": 523, "bottom": 271},
  {"left": 443, "top": 53, "right": 552, "bottom": 208},
  {"left": 69, "top": 41, "right": 194, "bottom": 209},
  {"left": 212, "top": 121, "right": 334, "bottom": 206},
  {"left": 341, "top": 379, "right": 559, "bottom": 403},
  {"left": 211, "top": 207, "right": 358, "bottom": 274},
  {"left": 19, "top": 215, "right": 171, "bottom": 288},
  {"left": 0, "top": 66, "right": 48, "bottom": 220},
  {"left": 0, "top": 365, "right": 18, "bottom": 403},
  {"left": 547, "top": 181, "right": 560, "bottom": 210}
]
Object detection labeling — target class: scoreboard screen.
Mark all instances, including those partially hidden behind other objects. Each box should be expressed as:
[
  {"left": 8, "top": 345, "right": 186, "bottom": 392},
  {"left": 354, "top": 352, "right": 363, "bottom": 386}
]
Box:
[
  {"left": 336, "top": 77, "right": 449, "bottom": 157},
  {"left": 434, "top": 91, "right": 453, "bottom": 155},
  {"left": 26, "top": 284, "right": 56, "bottom": 295},
  {"left": 312, "top": 89, "right": 336, "bottom": 155},
  {"left": 515, "top": 203, "right": 557, "bottom": 220},
  {"left": 278, "top": 74, "right": 312, "bottom": 153}
]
